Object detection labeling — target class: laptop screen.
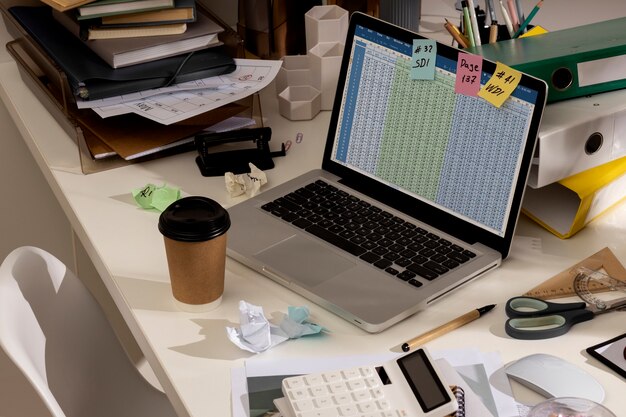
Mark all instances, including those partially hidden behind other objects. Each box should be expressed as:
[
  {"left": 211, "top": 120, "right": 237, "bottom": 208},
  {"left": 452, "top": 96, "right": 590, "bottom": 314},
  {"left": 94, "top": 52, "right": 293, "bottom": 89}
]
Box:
[{"left": 324, "top": 14, "right": 546, "bottom": 252}]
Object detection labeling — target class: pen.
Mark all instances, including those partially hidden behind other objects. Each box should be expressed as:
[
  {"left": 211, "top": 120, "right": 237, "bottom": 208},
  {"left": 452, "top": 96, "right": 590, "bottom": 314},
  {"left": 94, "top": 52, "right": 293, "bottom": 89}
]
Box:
[
  {"left": 465, "top": 0, "right": 482, "bottom": 46},
  {"left": 489, "top": 20, "right": 499, "bottom": 43},
  {"left": 485, "top": 0, "right": 497, "bottom": 24},
  {"left": 513, "top": 0, "right": 543, "bottom": 38},
  {"left": 461, "top": 1, "right": 476, "bottom": 48},
  {"left": 401, "top": 304, "right": 496, "bottom": 352},
  {"left": 506, "top": 0, "right": 520, "bottom": 29},
  {"left": 444, "top": 18, "right": 470, "bottom": 48},
  {"left": 498, "top": 0, "right": 514, "bottom": 38},
  {"left": 513, "top": 0, "right": 525, "bottom": 27}
]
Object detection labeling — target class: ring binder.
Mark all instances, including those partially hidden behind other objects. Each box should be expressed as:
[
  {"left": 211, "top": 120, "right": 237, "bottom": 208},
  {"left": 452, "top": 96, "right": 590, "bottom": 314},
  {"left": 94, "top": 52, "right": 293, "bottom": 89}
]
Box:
[
  {"left": 468, "top": 17, "right": 626, "bottom": 102},
  {"left": 452, "top": 385, "right": 466, "bottom": 417}
]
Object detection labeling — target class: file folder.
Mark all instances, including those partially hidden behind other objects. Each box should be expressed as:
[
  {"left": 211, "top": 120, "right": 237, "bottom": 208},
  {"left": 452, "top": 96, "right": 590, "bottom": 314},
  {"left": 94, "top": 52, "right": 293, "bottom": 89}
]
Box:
[
  {"left": 468, "top": 17, "right": 626, "bottom": 102},
  {"left": 528, "top": 88, "right": 626, "bottom": 189},
  {"left": 522, "top": 156, "right": 626, "bottom": 239},
  {"left": 8, "top": 5, "right": 236, "bottom": 100}
]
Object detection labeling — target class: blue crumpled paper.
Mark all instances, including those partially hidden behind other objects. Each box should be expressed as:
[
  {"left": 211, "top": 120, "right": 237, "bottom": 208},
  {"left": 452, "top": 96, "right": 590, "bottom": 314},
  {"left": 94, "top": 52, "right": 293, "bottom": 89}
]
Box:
[{"left": 226, "top": 300, "right": 324, "bottom": 353}]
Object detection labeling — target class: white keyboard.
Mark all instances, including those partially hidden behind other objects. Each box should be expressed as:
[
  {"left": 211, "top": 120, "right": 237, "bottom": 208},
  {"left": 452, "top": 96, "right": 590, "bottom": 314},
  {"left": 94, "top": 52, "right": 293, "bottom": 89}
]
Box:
[{"left": 279, "top": 366, "right": 405, "bottom": 417}]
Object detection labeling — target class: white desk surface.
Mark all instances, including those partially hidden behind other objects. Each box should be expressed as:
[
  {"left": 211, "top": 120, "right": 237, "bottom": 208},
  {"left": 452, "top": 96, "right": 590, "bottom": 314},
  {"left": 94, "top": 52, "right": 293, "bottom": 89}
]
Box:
[{"left": 1, "top": 1, "right": 626, "bottom": 416}]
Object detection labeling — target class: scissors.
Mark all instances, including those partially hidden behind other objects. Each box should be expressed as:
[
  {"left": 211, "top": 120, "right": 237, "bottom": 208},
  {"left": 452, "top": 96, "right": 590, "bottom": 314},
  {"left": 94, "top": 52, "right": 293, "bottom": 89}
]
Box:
[{"left": 505, "top": 296, "right": 626, "bottom": 340}]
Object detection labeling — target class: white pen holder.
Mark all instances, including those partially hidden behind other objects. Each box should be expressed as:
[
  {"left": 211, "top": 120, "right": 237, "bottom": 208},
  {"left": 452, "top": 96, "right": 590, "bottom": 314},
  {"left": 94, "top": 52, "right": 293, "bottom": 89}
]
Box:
[
  {"left": 278, "top": 85, "right": 322, "bottom": 121},
  {"left": 310, "top": 42, "right": 344, "bottom": 111},
  {"left": 304, "top": 5, "right": 349, "bottom": 53},
  {"left": 275, "top": 55, "right": 312, "bottom": 96}
]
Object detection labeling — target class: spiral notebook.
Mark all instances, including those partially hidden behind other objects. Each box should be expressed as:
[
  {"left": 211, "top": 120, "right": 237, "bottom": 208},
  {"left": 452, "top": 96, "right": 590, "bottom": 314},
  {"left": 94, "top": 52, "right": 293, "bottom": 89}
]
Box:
[{"left": 435, "top": 359, "right": 495, "bottom": 417}]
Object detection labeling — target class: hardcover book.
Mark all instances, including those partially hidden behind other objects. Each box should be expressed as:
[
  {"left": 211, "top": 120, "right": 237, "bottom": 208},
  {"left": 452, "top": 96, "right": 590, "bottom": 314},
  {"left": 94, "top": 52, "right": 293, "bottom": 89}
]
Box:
[
  {"left": 82, "top": 22, "right": 187, "bottom": 40},
  {"left": 77, "top": 0, "right": 174, "bottom": 19},
  {"left": 9, "top": 5, "right": 235, "bottom": 99},
  {"left": 99, "top": 0, "right": 195, "bottom": 26},
  {"left": 39, "top": 0, "right": 95, "bottom": 12},
  {"left": 53, "top": 8, "right": 222, "bottom": 67}
]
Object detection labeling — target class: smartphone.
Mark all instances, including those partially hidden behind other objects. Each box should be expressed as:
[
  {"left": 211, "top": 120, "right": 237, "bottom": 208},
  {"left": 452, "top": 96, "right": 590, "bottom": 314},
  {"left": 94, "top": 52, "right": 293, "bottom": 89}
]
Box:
[{"left": 586, "top": 332, "right": 626, "bottom": 379}]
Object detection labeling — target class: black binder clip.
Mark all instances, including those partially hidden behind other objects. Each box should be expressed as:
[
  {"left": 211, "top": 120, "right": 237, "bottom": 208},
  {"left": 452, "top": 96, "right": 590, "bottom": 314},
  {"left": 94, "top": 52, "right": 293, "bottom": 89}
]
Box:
[{"left": 194, "top": 127, "right": 286, "bottom": 177}]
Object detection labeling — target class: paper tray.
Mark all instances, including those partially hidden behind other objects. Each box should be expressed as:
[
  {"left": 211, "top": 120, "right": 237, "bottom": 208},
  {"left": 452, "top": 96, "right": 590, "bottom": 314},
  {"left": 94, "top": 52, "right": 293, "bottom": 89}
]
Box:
[{"left": 2, "top": 0, "right": 262, "bottom": 174}]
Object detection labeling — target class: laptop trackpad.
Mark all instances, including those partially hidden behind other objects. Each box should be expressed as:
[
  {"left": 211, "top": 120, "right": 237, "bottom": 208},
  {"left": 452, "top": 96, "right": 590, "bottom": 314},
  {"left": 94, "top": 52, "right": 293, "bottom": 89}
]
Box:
[{"left": 254, "top": 235, "right": 355, "bottom": 287}]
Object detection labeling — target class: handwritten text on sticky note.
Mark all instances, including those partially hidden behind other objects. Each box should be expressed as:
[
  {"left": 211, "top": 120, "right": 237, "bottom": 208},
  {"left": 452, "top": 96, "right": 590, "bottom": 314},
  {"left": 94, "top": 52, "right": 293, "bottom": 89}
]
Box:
[
  {"left": 411, "top": 39, "right": 436, "bottom": 80},
  {"left": 132, "top": 183, "right": 180, "bottom": 212},
  {"left": 455, "top": 53, "right": 483, "bottom": 96},
  {"left": 478, "top": 62, "right": 521, "bottom": 107}
]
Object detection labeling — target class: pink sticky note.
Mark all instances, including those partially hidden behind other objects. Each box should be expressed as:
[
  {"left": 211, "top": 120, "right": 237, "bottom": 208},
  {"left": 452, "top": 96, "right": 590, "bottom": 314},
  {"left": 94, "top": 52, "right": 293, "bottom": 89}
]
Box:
[{"left": 455, "top": 53, "right": 483, "bottom": 96}]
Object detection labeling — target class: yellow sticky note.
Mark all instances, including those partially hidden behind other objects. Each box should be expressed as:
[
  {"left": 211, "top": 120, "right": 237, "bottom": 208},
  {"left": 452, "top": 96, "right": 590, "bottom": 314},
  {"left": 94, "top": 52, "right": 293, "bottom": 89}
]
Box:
[
  {"left": 519, "top": 25, "right": 548, "bottom": 38},
  {"left": 478, "top": 62, "right": 521, "bottom": 108}
]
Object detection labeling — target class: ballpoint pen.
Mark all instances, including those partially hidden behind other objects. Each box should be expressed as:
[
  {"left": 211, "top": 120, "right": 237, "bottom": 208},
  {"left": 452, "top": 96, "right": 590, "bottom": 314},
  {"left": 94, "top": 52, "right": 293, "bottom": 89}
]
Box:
[
  {"left": 484, "top": 0, "right": 498, "bottom": 43},
  {"left": 489, "top": 20, "right": 499, "bottom": 43},
  {"left": 465, "top": 0, "right": 482, "bottom": 46},
  {"left": 507, "top": 0, "right": 520, "bottom": 29},
  {"left": 498, "top": 0, "right": 514, "bottom": 38},
  {"left": 461, "top": 2, "right": 476, "bottom": 48},
  {"left": 486, "top": 0, "right": 497, "bottom": 24},
  {"left": 514, "top": 0, "right": 525, "bottom": 27},
  {"left": 513, "top": 0, "right": 543, "bottom": 38},
  {"left": 401, "top": 304, "right": 496, "bottom": 352}
]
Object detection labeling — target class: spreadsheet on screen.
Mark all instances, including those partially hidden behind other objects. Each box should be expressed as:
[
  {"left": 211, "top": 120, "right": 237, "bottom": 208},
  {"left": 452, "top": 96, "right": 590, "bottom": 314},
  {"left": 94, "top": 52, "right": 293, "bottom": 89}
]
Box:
[{"left": 331, "top": 25, "right": 540, "bottom": 236}]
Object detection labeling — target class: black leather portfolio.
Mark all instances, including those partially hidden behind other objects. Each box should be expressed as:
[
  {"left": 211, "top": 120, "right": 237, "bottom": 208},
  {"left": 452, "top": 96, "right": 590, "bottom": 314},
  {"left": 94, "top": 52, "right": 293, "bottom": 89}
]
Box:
[{"left": 9, "top": 5, "right": 236, "bottom": 100}]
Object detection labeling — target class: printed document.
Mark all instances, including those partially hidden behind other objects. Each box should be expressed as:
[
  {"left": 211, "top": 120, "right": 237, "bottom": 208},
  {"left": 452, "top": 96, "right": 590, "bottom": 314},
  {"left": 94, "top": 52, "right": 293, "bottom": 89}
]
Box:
[{"left": 76, "top": 59, "right": 281, "bottom": 125}]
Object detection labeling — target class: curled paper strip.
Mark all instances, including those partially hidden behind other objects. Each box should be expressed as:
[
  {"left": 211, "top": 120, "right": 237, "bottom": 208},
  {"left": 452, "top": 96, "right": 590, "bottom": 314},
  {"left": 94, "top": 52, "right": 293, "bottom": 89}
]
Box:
[
  {"left": 225, "top": 163, "right": 268, "bottom": 198},
  {"left": 226, "top": 300, "right": 324, "bottom": 353}
]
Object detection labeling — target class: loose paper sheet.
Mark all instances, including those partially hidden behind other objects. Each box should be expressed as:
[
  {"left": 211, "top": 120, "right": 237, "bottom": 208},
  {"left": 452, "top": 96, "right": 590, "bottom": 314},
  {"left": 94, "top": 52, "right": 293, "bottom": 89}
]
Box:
[
  {"left": 232, "top": 348, "right": 520, "bottom": 417},
  {"left": 78, "top": 59, "right": 281, "bottom": 125}
]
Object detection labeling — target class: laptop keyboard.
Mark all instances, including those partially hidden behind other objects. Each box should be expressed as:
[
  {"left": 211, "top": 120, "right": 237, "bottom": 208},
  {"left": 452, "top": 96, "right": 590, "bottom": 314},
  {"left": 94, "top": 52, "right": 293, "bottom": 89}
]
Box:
[{"left": 261, "top": 180, "right": 476, "bottom": 288}]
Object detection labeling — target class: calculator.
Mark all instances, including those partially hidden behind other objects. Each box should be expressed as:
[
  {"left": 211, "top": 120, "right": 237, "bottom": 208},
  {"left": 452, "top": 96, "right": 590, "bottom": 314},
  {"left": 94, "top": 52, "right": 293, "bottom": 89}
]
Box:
[{"left": 273, "top": 348, "right": 457, "bottom": 417}]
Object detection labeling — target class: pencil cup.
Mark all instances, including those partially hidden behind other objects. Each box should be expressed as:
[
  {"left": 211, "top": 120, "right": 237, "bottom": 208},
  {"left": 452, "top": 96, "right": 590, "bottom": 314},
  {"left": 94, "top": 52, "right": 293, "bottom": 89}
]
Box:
[
  {"left": 304, "top": 5, "right": 349, "bottom": 52},
  {"left": 310, "top": 42, "right": 344, "bottom": 110},
  {"left": 158, "top": 196, "right": 230, "bottom": 312},
  {"left": 278, "top": 85, "right": 322, "bottom": 120},
  {"left": 275, "top": 55, "right": 312, "bottom": 96}
]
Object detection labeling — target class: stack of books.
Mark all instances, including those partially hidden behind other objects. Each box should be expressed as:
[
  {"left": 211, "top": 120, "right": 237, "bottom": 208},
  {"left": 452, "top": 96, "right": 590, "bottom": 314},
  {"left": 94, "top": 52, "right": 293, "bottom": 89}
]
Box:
[
  {"left": 64, "top": 0, "right": 198, "bottom": 40},
  {"left": 41, "top": 0, "right": 225, "bottom": 68},
  {"left": 4, "top": 0, "right": 243, "bottom": 167},
  {"left": 54, "top": 7, "right": 223, "bottom": 68}
]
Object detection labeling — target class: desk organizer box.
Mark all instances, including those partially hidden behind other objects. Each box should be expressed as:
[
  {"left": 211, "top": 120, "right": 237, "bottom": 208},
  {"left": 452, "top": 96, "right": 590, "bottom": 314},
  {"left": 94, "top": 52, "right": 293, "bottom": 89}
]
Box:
[
  {"left": 276, "top": 5, "right": 348, "bottom": 120},
  {"left": 0, "top": 0, "right": 262, "bottom": 174}
]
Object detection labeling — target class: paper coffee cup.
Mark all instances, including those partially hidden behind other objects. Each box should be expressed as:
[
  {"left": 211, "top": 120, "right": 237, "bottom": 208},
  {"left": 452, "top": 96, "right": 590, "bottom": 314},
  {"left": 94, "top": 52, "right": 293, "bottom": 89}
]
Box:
[{"left": 158, "top": 196, "right": 230, "bottom": 312}]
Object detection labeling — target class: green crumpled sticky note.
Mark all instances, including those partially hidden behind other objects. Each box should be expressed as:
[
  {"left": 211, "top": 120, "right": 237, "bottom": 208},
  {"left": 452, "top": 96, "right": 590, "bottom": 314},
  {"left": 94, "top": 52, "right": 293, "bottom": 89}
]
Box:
[{"left": 132, "top": 183, "right": 180, "bottom": 212}]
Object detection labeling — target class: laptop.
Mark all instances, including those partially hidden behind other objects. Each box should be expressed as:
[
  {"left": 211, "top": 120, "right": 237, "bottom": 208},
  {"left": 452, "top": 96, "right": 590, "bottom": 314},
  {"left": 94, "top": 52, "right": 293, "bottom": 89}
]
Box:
[{"left": 227, "top": 12, "right": 547, "bottom": 333}]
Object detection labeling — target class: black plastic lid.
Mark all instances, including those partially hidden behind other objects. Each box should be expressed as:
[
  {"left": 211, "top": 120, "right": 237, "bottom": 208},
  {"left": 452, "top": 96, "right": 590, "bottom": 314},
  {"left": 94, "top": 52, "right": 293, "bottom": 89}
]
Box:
[{"left": 158, "top": 196, "right": 230, "bottom": 242}]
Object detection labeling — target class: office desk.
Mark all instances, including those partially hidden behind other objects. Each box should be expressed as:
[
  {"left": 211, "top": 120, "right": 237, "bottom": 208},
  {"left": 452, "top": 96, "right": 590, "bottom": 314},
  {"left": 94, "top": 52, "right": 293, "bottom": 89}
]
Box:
[{"left": 1, "top": 1, "right": 625, "bottom": 416}]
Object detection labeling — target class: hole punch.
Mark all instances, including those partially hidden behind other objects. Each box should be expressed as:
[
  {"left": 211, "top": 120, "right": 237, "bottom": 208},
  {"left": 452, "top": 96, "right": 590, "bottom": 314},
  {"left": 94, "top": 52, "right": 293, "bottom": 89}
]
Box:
[{"left": 194, "top": 127, "right": 286, "bottom": 177}]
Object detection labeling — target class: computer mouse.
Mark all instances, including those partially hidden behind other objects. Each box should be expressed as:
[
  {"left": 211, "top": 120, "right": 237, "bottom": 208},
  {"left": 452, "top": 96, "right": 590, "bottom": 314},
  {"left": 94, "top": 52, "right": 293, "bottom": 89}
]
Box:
[{"left": 504, "top": 353, "right": 604, "bottom": 403}]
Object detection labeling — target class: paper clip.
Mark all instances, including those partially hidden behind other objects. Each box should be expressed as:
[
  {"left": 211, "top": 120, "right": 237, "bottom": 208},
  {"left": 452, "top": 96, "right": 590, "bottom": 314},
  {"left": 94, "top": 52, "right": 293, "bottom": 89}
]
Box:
[{"left": 296, "top": 132, "right": 303, "bottom": 143}]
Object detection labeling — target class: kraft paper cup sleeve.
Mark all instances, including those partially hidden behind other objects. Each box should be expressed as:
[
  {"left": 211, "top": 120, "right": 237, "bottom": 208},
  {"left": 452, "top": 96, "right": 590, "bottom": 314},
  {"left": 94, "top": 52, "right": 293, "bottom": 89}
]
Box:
[{"left": 163, "top": 234, "right": 227, "bottom": 307}]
